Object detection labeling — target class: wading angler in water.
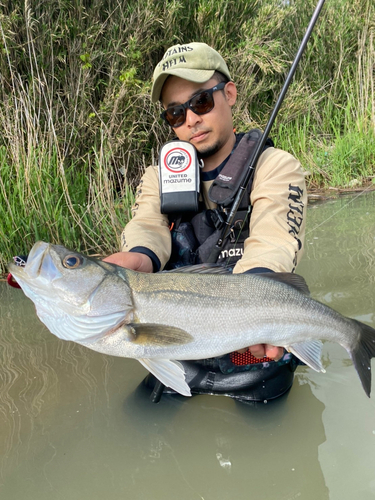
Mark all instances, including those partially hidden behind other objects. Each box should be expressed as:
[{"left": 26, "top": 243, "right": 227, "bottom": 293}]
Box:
[
  {"left": 18, "top": 42, "right": 371, "bottom": 403},
  {"left": 102, "top": 42, "right": 309, "bottom": 401}
]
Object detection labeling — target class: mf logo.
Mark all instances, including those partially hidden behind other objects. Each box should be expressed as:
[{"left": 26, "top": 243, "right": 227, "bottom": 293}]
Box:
[{"left": 165, "top": 148, "right": 191, "bottom": 172}]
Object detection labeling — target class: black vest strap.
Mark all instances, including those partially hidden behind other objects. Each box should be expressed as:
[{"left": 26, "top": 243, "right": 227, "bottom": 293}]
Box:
[{"left": 208, "top": 129, "right": 263, "bottom": 207}]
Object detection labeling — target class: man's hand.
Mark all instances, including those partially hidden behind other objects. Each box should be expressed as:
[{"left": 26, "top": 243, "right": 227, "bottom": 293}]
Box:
[
  {"left": 102, "top": 252, "right": 153, "bottom": 273},
  {"left": 237, "top": 344, "right": 284, "bottom": 361}
]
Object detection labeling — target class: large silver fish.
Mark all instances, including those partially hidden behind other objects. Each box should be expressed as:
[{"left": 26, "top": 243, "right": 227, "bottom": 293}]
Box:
[{"left": 8, "top": 241, "right": 375, "bottom": 397}]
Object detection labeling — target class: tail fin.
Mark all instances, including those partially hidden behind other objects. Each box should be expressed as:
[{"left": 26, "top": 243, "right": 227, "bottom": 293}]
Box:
[{"left": 350, "top": 319, "right": 375, "bottom": 397}]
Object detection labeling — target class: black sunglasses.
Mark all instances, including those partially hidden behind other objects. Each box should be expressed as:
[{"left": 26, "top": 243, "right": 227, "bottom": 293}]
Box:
[{"left": 160, "top": 82, "right": 227, "bottom": 128}]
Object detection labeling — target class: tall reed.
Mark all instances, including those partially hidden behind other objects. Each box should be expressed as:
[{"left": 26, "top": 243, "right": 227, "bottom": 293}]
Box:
[{"left": 0, "top": 0, "right": 374, "bottom": 273}]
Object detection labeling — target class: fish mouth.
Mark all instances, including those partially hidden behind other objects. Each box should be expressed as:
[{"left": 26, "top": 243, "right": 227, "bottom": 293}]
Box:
[{"left": 9, "top": 241, "right": 62, "bottom": 284}]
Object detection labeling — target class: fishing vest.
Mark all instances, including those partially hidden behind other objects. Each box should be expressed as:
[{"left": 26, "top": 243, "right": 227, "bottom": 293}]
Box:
[{"left": 164, "top": 130, "right": 274, "bottom": 270}]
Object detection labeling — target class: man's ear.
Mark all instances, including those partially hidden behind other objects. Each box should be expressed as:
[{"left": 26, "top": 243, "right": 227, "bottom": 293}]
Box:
[{"left": 224, "top": 81, "right": 237, "bottom": 107}]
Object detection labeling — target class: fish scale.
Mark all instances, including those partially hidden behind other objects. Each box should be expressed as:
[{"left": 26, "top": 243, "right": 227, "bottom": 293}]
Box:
[{"left": 127, "top": 271, "right": 353, "bottom": 352}]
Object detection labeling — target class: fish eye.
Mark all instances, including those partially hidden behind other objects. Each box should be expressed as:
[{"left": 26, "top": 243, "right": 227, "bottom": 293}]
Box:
[{"left": 62, "top": 254, "right": 83, "bottom": 269}]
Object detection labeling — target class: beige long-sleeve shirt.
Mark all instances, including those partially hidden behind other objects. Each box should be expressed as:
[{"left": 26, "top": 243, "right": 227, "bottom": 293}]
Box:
[{"left": 121, "top": 146, "right": 307, "bottom": 273}]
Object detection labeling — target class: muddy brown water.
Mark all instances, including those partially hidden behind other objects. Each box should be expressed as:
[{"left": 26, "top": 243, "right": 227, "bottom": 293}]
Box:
[{"left": 1, "top": 191, "right": 375, "bottom": 499}]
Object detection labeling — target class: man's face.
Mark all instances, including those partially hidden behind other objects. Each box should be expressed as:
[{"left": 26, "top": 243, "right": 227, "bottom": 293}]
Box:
[{"left": 160, "top": 76, "right": 237, "bottom": 165}]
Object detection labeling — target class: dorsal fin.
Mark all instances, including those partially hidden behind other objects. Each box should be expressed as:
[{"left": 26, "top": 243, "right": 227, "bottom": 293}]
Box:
[
  {"left": 258, "top": 272, "right": 310, "bottom": 296},
  {"left": 163, "top": 263, "right": 233, "bottom": 275}
]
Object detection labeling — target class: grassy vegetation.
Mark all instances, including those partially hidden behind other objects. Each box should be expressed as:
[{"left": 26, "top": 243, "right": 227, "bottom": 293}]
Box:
[{"left": 0, "top": 0, "right": 374, "bottom": 273}]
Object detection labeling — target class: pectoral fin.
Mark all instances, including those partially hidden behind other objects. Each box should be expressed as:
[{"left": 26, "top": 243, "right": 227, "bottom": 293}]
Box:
[
  {"left": 138, "top": 358, "right": 191, "bottom": 397},
  {"left": 127, "top": 323, "right": 193, "bottom": 346},
  {"left": 288, "top": 340, "right": 326, "bottom": 372}
]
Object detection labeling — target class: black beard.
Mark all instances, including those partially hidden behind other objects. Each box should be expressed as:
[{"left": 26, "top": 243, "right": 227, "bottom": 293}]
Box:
[{"left": 196, "top": 140, "right": 223, "bottom": 159}]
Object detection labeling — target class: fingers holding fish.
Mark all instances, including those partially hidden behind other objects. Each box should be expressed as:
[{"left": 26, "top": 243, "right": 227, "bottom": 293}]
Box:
[
  {"left": 236, "top": 344, "right": 284, "bottom": 361},
  {"left": 103, "top": 251, "right": 153, "bottom": 273}
]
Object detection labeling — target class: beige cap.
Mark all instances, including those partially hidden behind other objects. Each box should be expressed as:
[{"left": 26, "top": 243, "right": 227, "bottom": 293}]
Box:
[{"left": 151, "top": 42, "right": 231, "bottom": 103}]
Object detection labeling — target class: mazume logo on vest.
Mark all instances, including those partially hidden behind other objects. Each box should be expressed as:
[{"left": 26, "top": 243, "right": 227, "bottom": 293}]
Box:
[
  {"left": 164, "top": 148, "right": 192, "bottom": 173},
  {"left": 159, "top": 141, "right": 198, "bottom": 196}
]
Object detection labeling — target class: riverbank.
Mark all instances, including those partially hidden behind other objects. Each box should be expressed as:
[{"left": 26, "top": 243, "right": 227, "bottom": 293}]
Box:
[{"left": 307, "top": 178, "right": 375, "bottom": 203}]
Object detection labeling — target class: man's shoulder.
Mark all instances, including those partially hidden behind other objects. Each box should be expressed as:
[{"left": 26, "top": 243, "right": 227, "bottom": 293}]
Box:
[
  {"left": 260, "top": 145, "right": 295, "bottom": 159},
  {"left": 254, "top": 146, "right": 304, "bottom": 185},
  {"left": 141, "top": 164, "right": 159, "bottom": 179}
]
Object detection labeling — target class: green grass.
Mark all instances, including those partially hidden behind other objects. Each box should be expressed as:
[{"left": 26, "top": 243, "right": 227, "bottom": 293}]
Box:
[
  {"left": 0, "top": 144, "right": 135, "bottom": 272},
  {"left": 275, "top": 113, "right": 375, "bottom": 188},
  {"left": 0, "top": 0, "right": 374, "bottom": 273}
]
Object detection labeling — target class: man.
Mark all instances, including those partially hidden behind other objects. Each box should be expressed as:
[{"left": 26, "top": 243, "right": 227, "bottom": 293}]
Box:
[{"left": 104, "top": 42, "right": 307, "bottom": 401}]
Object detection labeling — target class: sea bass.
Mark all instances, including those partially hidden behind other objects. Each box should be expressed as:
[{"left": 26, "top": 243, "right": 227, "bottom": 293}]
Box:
[{"left": 8, "top": 241, "right": 375, "bottom": 397}]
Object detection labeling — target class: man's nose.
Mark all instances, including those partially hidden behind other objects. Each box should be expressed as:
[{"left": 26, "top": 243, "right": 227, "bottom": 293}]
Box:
[{"left": 185, "top": 108, "right": 203, "bottom": 127}]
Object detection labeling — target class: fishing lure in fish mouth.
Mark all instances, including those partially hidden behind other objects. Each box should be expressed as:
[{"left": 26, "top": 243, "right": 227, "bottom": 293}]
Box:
[
  {"left": 8, "top": 241, "right": 375, "bottom": 399},
  {"left": 7, "top": 255, "right": 27, "bottom": 288}
]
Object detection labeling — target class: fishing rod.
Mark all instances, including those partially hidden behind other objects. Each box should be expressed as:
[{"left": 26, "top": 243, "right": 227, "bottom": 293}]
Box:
[{"left": 207, "top": 0, "right": 327, "bottom": 263}]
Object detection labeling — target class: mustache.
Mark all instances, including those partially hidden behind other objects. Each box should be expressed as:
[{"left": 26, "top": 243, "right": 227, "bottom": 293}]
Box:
[{"left": 189, "top": 128, "right": 210, "bottom": 140}]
